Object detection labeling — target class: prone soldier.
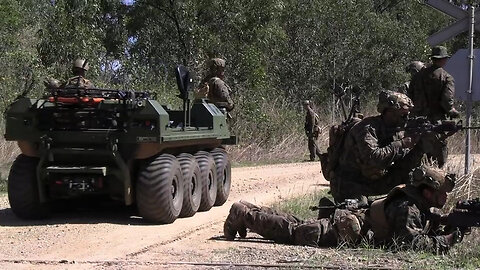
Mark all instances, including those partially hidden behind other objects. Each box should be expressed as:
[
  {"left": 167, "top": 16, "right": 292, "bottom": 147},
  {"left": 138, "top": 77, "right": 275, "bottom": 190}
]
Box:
[{"left": 224, "top": 164, "right": 466, "bottom": 254}]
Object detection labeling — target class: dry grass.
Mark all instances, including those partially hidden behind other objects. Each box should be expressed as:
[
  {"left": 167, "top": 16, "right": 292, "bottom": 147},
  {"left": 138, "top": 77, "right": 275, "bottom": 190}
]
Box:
[{"left": 227, "top": 132, "right": 307, "bottom": 164}]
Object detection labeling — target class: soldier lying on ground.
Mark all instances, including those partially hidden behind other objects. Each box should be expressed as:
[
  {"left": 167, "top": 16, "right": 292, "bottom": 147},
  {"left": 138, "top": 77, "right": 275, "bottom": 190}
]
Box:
[{"left": 224, "top": 164, "right": 464, "bottom": 254}]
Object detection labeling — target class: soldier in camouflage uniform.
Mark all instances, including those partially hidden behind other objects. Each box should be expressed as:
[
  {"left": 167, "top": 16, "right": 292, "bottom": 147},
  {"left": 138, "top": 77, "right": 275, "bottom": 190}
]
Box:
[
  {"left": 224, "top": 164, "right": 464, "bottom": 254},
  {"left": 330, "top": 90, "right": 426, "bottom": 204},
  {"left": 62, "top": 59, "right": 94, "bottom": 88},
  {"left": 399, "top": 61, "right": 425, "bottom": 97},
  {"left": 303, "top": 100, "right": 321, "bottom": 161},
  {"left": 409, "top": 46, "right": 459, "bottom": 167},
  {"left": 368, "top": 164, "right": 462, "bottom": 254},
  {"left": 200, "top": 58, "right": 234, "bottom": 111}
]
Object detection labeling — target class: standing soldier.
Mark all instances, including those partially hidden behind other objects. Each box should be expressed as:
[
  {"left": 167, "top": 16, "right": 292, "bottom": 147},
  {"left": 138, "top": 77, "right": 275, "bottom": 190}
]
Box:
[
  {"left": 200, "top": 58, "right": 234, "bottom": 112},
  {"left": 400, "top": 60, "right": 425, "bottom": 97},
  {"left": 410, "top": 46, "right": 459, "bottom": 121},
  {"left": 63, "top": 59, "right": 94, "bottom": 88},
  {"left": 409, "top": 46, "right": 459, "bottom": 167},
  {"left": 303, "top": 100, "right": 321, "bottom": 161}
]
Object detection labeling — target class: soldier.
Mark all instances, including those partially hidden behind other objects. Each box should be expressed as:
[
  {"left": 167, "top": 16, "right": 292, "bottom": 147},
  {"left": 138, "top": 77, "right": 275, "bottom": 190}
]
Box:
[
  {"left": 399, "top": 61, "right": 425, "bottom": 97},
  {"left": 330, "top": 90, "right": 426, "bottom": 204},
  {"left": 303, "top": 100, "right": 321, "bottom": 161},
  {"left": 62, "top": 59, "right": 94, "bottom": 88},
  {"left": 224, "top": 164, "right": 464, "bottom": 254},
  {"left": 200, "top": 58, "right": 234, "bottom": 112},
  {"left": 410, "top": 46, "right": 459, "bottom": 121},
  {"left": 409, "top": 46, "right": 459, "bottom": 167}
]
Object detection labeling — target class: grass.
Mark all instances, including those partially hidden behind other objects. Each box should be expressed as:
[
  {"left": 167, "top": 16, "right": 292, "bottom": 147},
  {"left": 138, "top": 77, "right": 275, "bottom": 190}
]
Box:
[{"left": 270, "top": 189, "right": 331, "bottom": 220}]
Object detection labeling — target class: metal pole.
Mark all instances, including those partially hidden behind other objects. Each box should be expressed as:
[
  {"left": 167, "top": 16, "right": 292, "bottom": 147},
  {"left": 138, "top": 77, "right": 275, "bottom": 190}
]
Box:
[{"left": 465, "top": 4, "right": 475, "bottom": 174}]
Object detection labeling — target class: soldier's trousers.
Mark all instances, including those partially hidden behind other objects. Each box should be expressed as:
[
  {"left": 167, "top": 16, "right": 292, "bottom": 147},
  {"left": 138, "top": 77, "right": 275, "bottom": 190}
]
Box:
[
  {"left": 243, "top": 204, "right": 338, "bottom": 247},
  {"left": 307, "top": 136, "right": 322, "bottom": 161}
]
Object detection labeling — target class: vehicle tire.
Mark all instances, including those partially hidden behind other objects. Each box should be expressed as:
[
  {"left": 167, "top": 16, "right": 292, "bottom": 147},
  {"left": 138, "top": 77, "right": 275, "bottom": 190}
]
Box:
[
  {"left": 211, "top": 148, "right": 231, "bottom": 206},
  {"left": 177, "top": 153, "right": 201, "bottom": 217},
  {"left": 8, "top": 154, "right": 50, "bottom": 219},
  {"left": 194, "top": 151, "right": 217, "bottom": 211},
  {"left": 136, "top": 153, "right": 184, "bottom": 224}
]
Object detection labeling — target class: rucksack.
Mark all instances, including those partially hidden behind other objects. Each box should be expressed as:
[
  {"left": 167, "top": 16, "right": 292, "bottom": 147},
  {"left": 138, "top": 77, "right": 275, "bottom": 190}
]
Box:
[{"left": 319, "top": 116, "right": 362, "bottom": 182}]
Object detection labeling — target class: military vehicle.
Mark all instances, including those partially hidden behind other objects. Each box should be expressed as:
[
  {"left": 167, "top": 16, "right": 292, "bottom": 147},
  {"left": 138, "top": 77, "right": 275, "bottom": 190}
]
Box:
[{"left": 4, "top": 65, "right": 236, "bottom": 224}]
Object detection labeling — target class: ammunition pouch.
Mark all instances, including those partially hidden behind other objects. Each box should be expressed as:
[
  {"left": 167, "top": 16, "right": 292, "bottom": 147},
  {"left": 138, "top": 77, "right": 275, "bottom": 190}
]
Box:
[{"left": 334, "top": 209, "right": 362, "bottom": 243}]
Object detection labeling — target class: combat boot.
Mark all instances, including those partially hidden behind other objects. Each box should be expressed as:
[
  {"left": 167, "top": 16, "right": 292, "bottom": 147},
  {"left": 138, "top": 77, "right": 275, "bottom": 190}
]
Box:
[{"left": 224, "top": 202, "right": 248, "bottom": 240}]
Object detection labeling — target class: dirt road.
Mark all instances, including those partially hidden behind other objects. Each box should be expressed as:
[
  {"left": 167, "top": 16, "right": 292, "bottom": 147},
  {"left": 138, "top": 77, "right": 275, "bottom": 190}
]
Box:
[{"left": 0, "top": 162, "right": 327, "bottom": 269}]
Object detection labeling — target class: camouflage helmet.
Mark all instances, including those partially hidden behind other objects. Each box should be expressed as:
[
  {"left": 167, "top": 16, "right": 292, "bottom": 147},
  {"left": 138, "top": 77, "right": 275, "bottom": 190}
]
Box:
[
  {"left": 406, "top": 61, "right": 425, "bottom": 73},
  {"left": 208, "top": 58, "right": 226, "bottom": 73},
  {"left": 377, "top": 90, "right": 413, "bottom": 113},
  {"left": 410, "top": 164, "right": 455, "bottom": 192},
  {"left": 73, "top": 59, "right": 89, "bottom": 71}
]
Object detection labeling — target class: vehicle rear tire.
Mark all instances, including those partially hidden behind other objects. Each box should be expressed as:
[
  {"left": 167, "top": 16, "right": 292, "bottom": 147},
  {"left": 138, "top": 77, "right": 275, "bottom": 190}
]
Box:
[
  {"left": 211, "top": 148, "right": 231, "bottom": 206},
  {"left": 8, "top": 154, "right": 50, "bottom": 219},
  {"left": 194, "top": 151, "right": 217, "bottom": 211},
  {"left": 136, "top": 153, "right": 184, "bottom": 224},
  {"left": 177, "top": 153, "right": 201, "bottom": 217}
]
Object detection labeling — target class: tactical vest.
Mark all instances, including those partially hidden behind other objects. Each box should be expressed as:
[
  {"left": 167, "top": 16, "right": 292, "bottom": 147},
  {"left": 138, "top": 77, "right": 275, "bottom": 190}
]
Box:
[{"left": 368, "top": 184, "right": 426, "bottom": 242}]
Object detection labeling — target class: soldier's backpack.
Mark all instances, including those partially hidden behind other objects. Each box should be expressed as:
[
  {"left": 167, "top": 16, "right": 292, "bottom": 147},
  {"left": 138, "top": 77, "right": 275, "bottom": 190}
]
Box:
[{"left": 319, "top": 116, "right": 362, "bottom": 182}]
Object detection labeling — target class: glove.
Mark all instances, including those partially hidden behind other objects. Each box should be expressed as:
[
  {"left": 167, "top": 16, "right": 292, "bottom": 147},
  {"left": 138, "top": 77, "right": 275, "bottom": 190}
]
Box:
[
  {"left": 448, "top": 108, "right": 460, "bottom": 119},
  {"left": 401, "top": 136, "right": 420, "bottom": 149},
  {"left": 445, "top": 228, "right": 463, "bottom": 246},
  {"left": 43, "top": 77, "right": 61, "bottom": 89}
]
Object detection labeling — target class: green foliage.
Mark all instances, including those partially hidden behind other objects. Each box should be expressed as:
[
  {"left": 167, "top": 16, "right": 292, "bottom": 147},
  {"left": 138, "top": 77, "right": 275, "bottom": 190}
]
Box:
[{"left": 0, "top": 0, "right": 475, "bottom": 156}]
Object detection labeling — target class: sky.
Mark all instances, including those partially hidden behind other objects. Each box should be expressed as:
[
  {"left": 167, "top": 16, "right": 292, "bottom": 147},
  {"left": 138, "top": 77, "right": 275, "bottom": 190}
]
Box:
[{"left": 122, "top": 0, "right": 135, "bottom": 5}]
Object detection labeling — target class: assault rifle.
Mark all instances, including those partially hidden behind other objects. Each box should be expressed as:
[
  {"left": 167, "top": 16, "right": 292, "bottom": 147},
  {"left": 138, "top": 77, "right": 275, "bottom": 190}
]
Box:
[
  {"left": 402, "top": 118, "right": 480, "bottom": 137},
  {"left": 441, "top": 198, "right": 480, "bottom": 231},
  {"left": 310, "top": 197, "right": 370, "bottom": 219}
]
